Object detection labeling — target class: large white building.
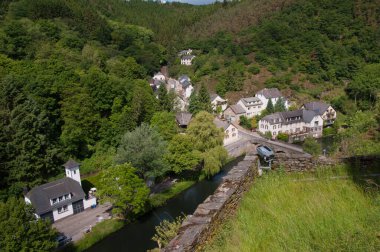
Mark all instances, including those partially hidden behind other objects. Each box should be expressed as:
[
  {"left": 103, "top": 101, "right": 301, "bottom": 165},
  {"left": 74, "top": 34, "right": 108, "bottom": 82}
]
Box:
[
  {"left": 258, "top": 109, "right": 323, "bottom": 142},
  {"left": 255, "top": 88, "right": 289, "bottom": 110},
  {"left": 237, "top": 97, "right": 264, "bottom": 118},
  {"left": 25, "top": 160, "right": 96, "bottom": 223}
]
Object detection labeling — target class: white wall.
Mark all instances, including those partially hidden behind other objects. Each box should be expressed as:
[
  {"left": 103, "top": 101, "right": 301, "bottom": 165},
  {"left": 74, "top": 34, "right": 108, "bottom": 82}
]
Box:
[
  {"left": 53, "top": 203, "right": 74, "bottom": 221},
  {"left": 66, "top": 167, "right": 81, "bottom": 185},
  {"left": 224, "top": 125, "right": 239, "bottom": 145},
  {"left": 184, "top": 85, "right": 194, "bottom": 99},
  {"left": 84, "top": 197, "right": 97, "bottom": 209},
  {"left": 211, "top": 96, "right": 228, "bottom": 112},
  {"left": 237, "top": 100, "right": 264, "bottom": 118}
]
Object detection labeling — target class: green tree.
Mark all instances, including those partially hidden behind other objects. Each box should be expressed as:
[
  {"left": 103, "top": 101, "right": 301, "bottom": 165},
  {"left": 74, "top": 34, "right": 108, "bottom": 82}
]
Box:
[
  {"left": 0, "top": 197, "right": 58, "bottom": 251},
  {"left": 198, "top": 84, "right": 212, "bottom": 112},
  {"left": 274, "top": 97, "right": 286, "bottom": 112},
  {"left": 239, "top": 115, "right": 252, "bottom": 130},
  {"left": 150, "top": 111, "right": 178, "bottom": 141},
  {"left": 203, "top": 146, "right": 228, "bottom": 178},
  {"left": 115, "top": 124, "right": 168, "bottom": 178},
  {"left": 164, "top": 134, "right": 201, "bottom": 174},
  {"left": 266, "top": 98, "right": 274, "bottom": 114},
  {"left": 303, "top": 137, "right": 321, "bottom": 156},
  {"left": 187, "top": 111, "right": 224, "bottom": 152},
  {"left": 98, "top": 163, "right": 149, "bottom": 219},
  {"left": 60, "top": 86, "right": 101, "bottom": 158},
  {"left": 188, "top": 91, "right": 200, "bottom": 114},
  {"left": 157, "top": 85, "right": 172, "bottom": 112}
]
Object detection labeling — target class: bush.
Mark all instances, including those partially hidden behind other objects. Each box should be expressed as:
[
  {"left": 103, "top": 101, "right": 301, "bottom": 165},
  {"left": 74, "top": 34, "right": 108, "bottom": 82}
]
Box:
[
  {"left": 248, "top": 65, "right": 260, "bottom": 74},
  {"left": 303, "top": 137, "right": 321, "bottom": 156},
  {"left": 277, "top": 132, "right": 289, "bottom": 142},
  {"left": 239, "top": 115, "right": 252, "bottom": 130},
  {"left": 264, "top": 131, "right": 272, "bottom": 139}
]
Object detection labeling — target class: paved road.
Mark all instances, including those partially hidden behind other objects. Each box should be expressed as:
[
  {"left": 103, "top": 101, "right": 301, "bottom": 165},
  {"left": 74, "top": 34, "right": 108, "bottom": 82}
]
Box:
[{"left": 53, "top": 202, "right": 112, "bottom": 242}]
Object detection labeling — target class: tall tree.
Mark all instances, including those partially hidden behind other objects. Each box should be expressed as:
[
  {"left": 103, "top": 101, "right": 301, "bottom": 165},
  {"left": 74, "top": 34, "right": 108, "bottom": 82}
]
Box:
[
  {"left": 188, "top": 91, "right": 200, "bottom": 114},
  {"left": 98, "top": 163, "right": 149, "bottom": 219},
  {"left": 115, "top": 124, "right": 168, "bottom": 178},
  {"left": 266, "top": 98, "right": 274, "bottom": 114},
  {"left": 187, "top": 111, "right": 224, "bottom": 152},
  {"left": 157, "top": 84, "right": 172, "bottom": 112},
  {"left": 198, "top": 84, "right": 212, "bottom": 112},
  {"left": 0, "top": 197, "right": 58, "bottom": 251},
  {"left": 150, "top": 112, "right": 178, "bottom": 141},
  {"left": 274, "top": 97, "right": 286, "bottom": 112}
]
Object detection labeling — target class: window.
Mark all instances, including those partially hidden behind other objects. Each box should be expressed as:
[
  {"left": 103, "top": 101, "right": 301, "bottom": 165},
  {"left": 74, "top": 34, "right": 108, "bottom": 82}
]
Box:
[
  {"left": 59, "top": 196, "right": 63, "bottom": 201},
  {"left": 273, "top": 125, "right": 276, "bottom": 129},
  {"left": 52, "top": 198, "right": 57, "bottom": 205},
  {"left": 232, "top": 128, "right": 235, "bottom": 132},
  {"left": 58, "top": 205, "right": 68, "bottom": 214},
  {"left": 74, "top": 170, "right": 76, "bottom": 174},
  {"left": 65, "top": 194, "right": 70, "bottom": 200},
  {"left": 232, "top": 133, "right": 236, "bottom": 137},
  {"left": 226, "top": 130, "right": 229, "bottom": 134}
]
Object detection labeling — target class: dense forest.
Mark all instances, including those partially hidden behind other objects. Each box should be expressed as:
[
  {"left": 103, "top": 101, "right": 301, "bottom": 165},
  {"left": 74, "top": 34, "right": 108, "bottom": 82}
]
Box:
[{"left": 0, "top": 0, "right": 379, "bottom": 201}]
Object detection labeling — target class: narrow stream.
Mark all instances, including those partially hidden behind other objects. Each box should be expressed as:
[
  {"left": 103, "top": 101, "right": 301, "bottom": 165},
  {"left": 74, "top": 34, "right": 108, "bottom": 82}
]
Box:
[{"left": 86, "top": 156, "right": 244, "bottom": 252}]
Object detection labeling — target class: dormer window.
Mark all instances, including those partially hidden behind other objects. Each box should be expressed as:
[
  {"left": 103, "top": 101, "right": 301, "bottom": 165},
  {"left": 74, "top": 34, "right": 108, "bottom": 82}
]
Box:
[{"left": 52, "top": 198, "right": 57, "bottom": 205}]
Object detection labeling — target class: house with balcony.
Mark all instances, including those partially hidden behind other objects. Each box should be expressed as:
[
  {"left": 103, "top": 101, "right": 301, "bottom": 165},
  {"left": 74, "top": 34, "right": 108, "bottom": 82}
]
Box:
[
  {"left": 24, "top": 160, "right": 96, "bottom": 223},
  {"left": 301, "top": 101, "right": 336, "bottom": 126},
  {"left": 258, "top": 109, "right": 323, "bottom": 143},
  {"left": 237, "top": 97, "right": 264, "bottom": 118}
]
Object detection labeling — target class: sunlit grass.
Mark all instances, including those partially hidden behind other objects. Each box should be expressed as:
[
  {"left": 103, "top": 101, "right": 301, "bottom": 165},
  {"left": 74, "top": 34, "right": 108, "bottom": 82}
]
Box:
[
  {"left": 204, "top": 167, "right": 380, "bottom": 252},
  {"left": 149, "top": 181, "right": 195, "bottom": 207}
]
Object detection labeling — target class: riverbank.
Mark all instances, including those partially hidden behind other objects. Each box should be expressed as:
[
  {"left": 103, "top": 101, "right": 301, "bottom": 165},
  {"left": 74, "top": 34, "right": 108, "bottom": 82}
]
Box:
[{"left": 203, "top": 165, "right": 380, "bottom": 251}]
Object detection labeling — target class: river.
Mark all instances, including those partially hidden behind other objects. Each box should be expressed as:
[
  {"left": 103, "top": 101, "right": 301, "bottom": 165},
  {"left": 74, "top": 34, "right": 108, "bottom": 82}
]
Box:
[{"left": 86, "top": 156, "right": 244, "bottom": 252}]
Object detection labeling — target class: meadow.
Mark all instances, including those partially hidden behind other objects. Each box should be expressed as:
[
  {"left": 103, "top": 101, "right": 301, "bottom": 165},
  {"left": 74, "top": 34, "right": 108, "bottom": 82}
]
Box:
[{"left": 204, "top": 167, "right": 380, "bottom": 252}]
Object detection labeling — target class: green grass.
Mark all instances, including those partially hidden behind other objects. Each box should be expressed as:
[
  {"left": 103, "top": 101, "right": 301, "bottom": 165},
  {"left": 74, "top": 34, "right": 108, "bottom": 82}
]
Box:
[
  {"left": 204, "top": 167, "right": 380, "bottom": 252},
  {"left": 62, "top": 219, "right": 124, "bottom": 252},
  {"left": 81, "top": 173, "right": 102, "bottom": 194},
  {"left": 149, "top": 181, "right": 195, "bottom": 208}
]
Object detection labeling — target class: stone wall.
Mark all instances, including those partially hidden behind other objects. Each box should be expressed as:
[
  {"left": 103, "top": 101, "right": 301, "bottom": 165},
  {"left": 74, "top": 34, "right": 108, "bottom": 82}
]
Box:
[
  {"left": 163, "top": 154, "right": 258, "bottom": 252},
  {"left": 272, "top": 153, "right": 337, "bottom": 172}
]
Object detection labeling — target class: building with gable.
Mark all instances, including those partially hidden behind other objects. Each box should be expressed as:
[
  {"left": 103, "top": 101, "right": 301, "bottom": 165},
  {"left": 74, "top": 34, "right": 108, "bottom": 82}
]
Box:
[
  {"left": 237, "top": 97, "right": 264, "bottom": 118},
  {"left": 255, "top": 88, "right": 289, "bottom": 109},
  {"left": 301, "top": 101, "right": 336, "bottom": 126},
  {"left": 24, "top": 160, "right": 96, "bottom": 223}
]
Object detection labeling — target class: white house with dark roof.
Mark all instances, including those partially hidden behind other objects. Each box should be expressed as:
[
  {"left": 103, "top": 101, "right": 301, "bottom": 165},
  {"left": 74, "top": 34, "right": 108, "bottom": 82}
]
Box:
[
  {"left": 237, "top": 97, "right": 264, "bottom": 118},
  {"left": 24, "top": 160, "right": 96, "bottom": 223},
  {"left": 181, "top": 55, "right": 195, "bottom": 66},
  {"left": 258, "top": 109, "right": 323, "bottom": 142},
  {"left": 301, "top": 101, "right": 336, "bottom": 126},
  {"left": 255, "top": 88, "right": 289, "bottom": 110},
  {"left": 153, "top": 72, "right": 166, "bottom": 82},
  {"left": 223, "top": 104, "right": 246, "bottom": 123},
  {"left": 178, "top": 75, "right": 194, "bottom": 98},
  {"left": 210, "top": 94, "right": 228, "bottom": 112},
  {"left": 213, "top": 118, "right": 240, "bottom": 145}
]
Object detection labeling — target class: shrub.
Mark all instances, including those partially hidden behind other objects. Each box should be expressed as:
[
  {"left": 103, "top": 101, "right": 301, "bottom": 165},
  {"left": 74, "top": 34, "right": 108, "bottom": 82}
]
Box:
[
  {"left": 303, "top": 137, "right": 321, "bottom": 156},
  {"left": 277, "top": 132, "right": 289, "bottom": 142}
]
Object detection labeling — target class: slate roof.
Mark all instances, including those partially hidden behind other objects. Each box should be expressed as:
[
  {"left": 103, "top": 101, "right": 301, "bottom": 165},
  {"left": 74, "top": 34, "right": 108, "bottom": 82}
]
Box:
[
  {"left": 261, "top": 109, "right": 317, "bottom": 125},
  {"left": 210, "top": 94, "right": 219, "bottom": 101},
  {"left": 176, "top": 112, "right": 192, "bottom": 126},
  {"left": 229, "top": 104, "right": 246, "bottom": 115},
  {"left": 303, "top": 101, "right": 330, "bottom": 115},
  {"left": 256, "top": 88, "right": 283, "bottom": 99},
  {"left": 239, "top": 97, "right": 263, "bottom": 107},
  {"left": 181, "top": 55, "right": 195, "bottom": 60},
  {"left": 63, "top": 159, "right": 80, "bottom": 170},
  {"left": 26, "top": 177, "right": 85, "bottom": 215},
  {"left": 178, "top": 75, "right": 191, "bottom": 88},
  {"left": 213, "top": 118, "right": 230, "bottom": 131}
]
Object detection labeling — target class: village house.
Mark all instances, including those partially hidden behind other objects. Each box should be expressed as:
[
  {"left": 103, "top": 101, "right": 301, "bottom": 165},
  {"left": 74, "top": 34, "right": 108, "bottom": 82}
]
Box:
[
  {"left": 258, "top": 109, "right": 323, "bottom": 142},
  {"left": 213, "top": 118, "right": 240, "bottom": 145},
  {"left": 181, "top": 55, "right": 195, "bottom": 66},
  {"left": 176, "top": 112, "right": 192, "bottom": 128},
  {"left": 236, "top": 97, "right": 264, "bottom": 118},
  {"left": 224, "top": 104, "right": 246, "bottom": 123},
  {"left": 301, "top": 101, "right": 336, "bottom": 126},
  {"left": 178, "top": 75, "right": 194, "bottom": 99},
  {"left": 24, "top": 160, "right": 96, "bottom": 223},
  {"left": 255, "top": 88, "right": 289, "bottom": 109},
  {"left": 153, "top": 72, "right": 166, "bottom": 82},
  {"left": 210, "top": 94, "right": 228, "bottom": 112}
]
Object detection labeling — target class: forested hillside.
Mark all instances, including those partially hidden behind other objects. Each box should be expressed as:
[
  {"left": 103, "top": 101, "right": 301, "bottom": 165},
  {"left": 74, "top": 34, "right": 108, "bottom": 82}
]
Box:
[{"left": 0, "top": 0, "right": 379, "bottom": 201}]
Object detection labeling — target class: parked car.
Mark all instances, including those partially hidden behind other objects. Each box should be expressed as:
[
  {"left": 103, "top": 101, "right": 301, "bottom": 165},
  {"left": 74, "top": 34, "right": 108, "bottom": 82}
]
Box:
[
  {"left": 56, "top": 234, "right": 72, "bottom": 247},
  {"left": 256, "top": 145, "right": 275, "bottom": 161}
]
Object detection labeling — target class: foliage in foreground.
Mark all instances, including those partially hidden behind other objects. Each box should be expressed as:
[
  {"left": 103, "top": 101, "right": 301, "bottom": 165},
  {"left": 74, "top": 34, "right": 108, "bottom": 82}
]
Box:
[
  {"left": 204, "top": 168, "right": 380, "bottom": 252},
  {"left": 0, "top": 197, "right": 58, "bottom": 251},
  {"left": 152, "top": 215, "right": 185, "bottom": 249}
]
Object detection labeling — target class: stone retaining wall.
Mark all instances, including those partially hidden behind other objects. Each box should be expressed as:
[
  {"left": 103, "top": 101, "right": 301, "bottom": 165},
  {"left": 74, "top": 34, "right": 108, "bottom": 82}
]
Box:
[
  {"left": 163, "top": 154, "right": 258, "bottom": 252},
  {"left": 272, "top": 153, "right": 337, "bottom": 172}
]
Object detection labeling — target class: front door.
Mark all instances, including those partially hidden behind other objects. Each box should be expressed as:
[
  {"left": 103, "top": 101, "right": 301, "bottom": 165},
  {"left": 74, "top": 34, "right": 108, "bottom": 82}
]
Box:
[{"left": 72, "top": 200, "right": 84, "bottom": 214}]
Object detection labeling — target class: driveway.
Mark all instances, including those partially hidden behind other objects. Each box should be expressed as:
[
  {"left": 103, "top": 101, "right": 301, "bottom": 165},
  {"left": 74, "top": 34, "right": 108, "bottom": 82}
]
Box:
[{"left": 53, "top": 202, "right": 112, "bottom": 242}]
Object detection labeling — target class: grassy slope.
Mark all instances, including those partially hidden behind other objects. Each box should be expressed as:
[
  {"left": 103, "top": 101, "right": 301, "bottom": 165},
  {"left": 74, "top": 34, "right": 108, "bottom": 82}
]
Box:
[{"left": 204, "top": 168, "right": 380, "bottom": 251}]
